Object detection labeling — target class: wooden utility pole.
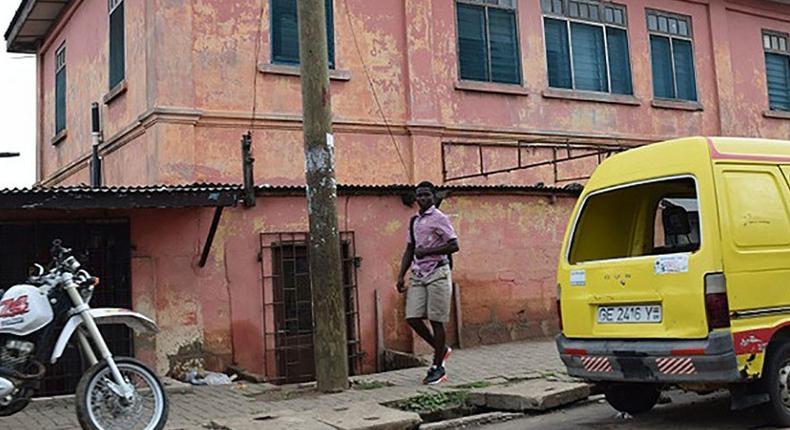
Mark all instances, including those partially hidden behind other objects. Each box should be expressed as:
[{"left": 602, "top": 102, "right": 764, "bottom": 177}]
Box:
[{"left": 297, "top": 0, "right": 348, "bottom": 392}]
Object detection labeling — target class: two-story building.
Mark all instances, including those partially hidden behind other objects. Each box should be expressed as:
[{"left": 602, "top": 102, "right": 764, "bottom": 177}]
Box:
[{"left": 4, "top": 0, "right": 790, "bottom": 391}]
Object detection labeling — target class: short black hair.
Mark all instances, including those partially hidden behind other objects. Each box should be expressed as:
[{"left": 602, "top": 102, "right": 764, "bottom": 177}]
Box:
[{"left": 416, "top": 181, "right": 436, "bottom": 193}]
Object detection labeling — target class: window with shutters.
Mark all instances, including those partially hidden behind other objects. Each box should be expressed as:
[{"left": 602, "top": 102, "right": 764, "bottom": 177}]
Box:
[
  {"left": 764, "top": 31, "right": 790, "bottom": 112},
  {"left": 271, "top": 0, "right": 335, "bottom": 67},
  {"left": 647, "top": 10, "right": 696, "bottom": 102},
  {"left": 55, "top": 44, "right": 66, "bottom": 136},
  {"left": 108, "top": 0, "right": 125, "bottom": 90},
  {"left": 541, "top": 0, "right": 632, "bottom": 95},
  {"left": 455, "top": 0, "right": 521, "bottom": 85}
]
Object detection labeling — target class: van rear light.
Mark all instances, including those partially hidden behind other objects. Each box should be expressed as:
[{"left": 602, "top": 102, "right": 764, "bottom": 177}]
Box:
[
  {"left": 556, "top": 283, "right": 563, "bottom": 331},
  {"left": 704, "top": 273, "right": 730, "bottom": 330}
]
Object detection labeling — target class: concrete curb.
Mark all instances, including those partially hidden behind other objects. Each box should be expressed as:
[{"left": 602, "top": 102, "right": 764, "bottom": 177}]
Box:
[
  {"left": 468, "top": 380, "right": 591, "bottom": 412},
  {"left": 418, "top": 412, "right": 524, "bottom": 430}
]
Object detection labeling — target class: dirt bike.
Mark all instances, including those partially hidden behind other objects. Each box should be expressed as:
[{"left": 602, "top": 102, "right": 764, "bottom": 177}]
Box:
[{"left": 0, "top": 239, "right": 168, "bottom": 430}]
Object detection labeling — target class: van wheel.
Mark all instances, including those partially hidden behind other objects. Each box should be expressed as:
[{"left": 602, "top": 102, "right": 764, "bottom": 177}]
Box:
[
  {"left": 603, "top": 383, "right": 660, "bottom": 415},
  {"left": 762, "top": 342, "right": 790, "bottom": 426}
]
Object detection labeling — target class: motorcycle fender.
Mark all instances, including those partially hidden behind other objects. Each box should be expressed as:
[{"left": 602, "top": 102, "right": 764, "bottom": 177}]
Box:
[{"left": 50, "top": 308, "right": 159, "bottom": 364}]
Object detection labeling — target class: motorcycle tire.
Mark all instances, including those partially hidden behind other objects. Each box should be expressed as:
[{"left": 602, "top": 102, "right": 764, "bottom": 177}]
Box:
[{"left": 75, "top": 357, "right": 168, "bottom": 430}]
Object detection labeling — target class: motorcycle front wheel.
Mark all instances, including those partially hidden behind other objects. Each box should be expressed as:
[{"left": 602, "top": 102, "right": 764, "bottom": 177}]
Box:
[{"left": 75, "top": 357, "right": 168, "bottom": 430}]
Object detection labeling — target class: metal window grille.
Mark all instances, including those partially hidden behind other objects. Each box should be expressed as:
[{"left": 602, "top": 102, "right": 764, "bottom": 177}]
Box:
[
  {"left": 260, "top": 231, "right": 362, "bottom": 384},
  {"left": 0, "top": 220, "right": 133, "bottom": 396}
]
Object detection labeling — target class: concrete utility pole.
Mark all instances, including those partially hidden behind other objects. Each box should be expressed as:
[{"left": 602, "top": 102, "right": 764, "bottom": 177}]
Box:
[{"left": 297, "top": 0, "right": 348, "bottom": 392}]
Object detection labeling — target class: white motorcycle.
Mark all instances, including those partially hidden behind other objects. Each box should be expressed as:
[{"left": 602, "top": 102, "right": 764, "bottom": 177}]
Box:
[{"left": 0, "top": 239, "right": 168, "bottom": 430}]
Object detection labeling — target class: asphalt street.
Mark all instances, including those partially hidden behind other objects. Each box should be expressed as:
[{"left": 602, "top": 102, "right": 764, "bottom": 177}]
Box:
[{"left": 476, "top": 389, "right": 781, "bottom": 429}]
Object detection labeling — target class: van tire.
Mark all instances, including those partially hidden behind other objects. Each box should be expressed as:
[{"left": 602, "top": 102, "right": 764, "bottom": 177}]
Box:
[
  {"left": 603, "top": 383, "right": 660, "bottom": 415},
  {"left": 762, "top": 342, "right": 790, "bottom": 426}
]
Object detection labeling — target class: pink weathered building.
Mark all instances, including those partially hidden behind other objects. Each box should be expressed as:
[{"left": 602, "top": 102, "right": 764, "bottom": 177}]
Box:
[{"left": 4, "top": 0, "right": 790, "bottom": 389}]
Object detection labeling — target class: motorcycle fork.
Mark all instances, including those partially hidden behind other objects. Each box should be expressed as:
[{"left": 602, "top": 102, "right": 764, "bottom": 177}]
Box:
[{"left": 64, "top": 283, "right": 134, "bottom": 399}]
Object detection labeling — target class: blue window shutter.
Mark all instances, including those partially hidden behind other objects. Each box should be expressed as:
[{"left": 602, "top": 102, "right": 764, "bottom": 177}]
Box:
[
  {"left": 571, "top": 22, "right": 607, "bottom": 92},
  {"left": 272, "top": 0, "right": 300, "bottom": 64},
  {"left": 650, "top": 35, "right": 674, "bottom": 98},
  {"left": 488, "top": 8, "right": 520, "bottom": 84},
  {"left": 55, "top": 68, "right": 66, "bottom": 134},
  {"left": 272, "top": 0, "right": 334, "bottom": 66},
  {"left": 672, "top": 39, "right": 696, "bottom": 101},
  {"left": 544, "top": 18, "right": 571, "bottom": 89},
  {"left": 326, "top": 0, "right": 335, "bottom": 67},
  {"left": 766, "top": 53, "right": 790, "bottom": 111},
  {"left": 457, "top": 3, "right": 489, "bottom": 82},
  {"left": 606, "top": 27, "right": 632, "bottom": 95},
  {"left": 109, "top": 2, "right": 125, "bottom": 89}
]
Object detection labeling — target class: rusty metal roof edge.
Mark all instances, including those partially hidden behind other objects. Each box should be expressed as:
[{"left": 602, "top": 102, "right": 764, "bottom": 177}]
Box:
[
  {"left": 0, "top": 183, "right": 244, "bottom": 195},
  {"left": 255, "top": 183, "right": 582, "bottom": 196}
]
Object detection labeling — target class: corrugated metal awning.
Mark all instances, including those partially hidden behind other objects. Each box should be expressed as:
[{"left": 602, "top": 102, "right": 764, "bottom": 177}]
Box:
[
  {"left": 5, "top": 0, "right": 69, "bottom": 54},
  {"left": 0, "top": 183, "right": 242, "bottom": 209}
]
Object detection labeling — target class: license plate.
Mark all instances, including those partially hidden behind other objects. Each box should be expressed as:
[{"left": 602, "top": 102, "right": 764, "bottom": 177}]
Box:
[{"left": 597, "top": 305, "right": 662, "bottom": 324}]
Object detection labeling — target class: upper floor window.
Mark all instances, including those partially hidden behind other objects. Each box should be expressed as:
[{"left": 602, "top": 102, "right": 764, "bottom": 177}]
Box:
[
  {"left": 271, "top": 0, "right": 335, "bottom": 67},
  {"left": 55, "top": 44, "right": 66, "bottom": 135},
  {"left": 542, "top": 0, "right": 633, "bottom": 95},
  {"left": 456, "top": 0, "right": 521, "bottom": 85},
  {"left": 109, "top": 0, "right": 125, "bottom": 89},
  {"left": 647, "top": 10, "right": 697, "bottom": 102},
  {"left": 764, "top": 31, "right": 790, "bottom": 111}
]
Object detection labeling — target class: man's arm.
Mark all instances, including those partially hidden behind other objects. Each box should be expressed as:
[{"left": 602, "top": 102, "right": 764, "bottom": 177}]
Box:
[
  {"left": 414, "top": 238, "right": 459, "bottom": 259},
  {"left": 396, "top": 242, "right": 415, "bottom": 292}
]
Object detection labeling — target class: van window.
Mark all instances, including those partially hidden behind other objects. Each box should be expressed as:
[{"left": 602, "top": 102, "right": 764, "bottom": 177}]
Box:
[{"left": 569, "top": 177, "right": 699, "bottom": 264}]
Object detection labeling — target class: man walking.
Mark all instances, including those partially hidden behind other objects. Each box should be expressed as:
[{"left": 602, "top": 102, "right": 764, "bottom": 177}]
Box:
[{"left": 397, "top": 181, "right": 460, "bottom": 385}]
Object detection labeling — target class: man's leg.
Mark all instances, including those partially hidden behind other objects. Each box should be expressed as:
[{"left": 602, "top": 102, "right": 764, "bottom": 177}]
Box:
[
  {"left": 430, "top": 320, "right": 446, "bottom": 367},
  {"left": 407, "top": 318, "right": 434, "bottom": 346}
]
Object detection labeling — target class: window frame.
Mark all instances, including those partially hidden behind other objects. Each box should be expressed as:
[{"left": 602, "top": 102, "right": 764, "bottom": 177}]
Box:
[
  {"left": 541, "top": 0, "right": 632, "bottom": 94},
  {"left": 762, "top": 29, "right": 790, "bottom": 112},
  {"left": 270, "top": 0, "right": 336, "bottom": 68},
  {"left": 566, "top": 174, "right": 703, "bottom": 265},
  {"left": 54, "top": 43, "right": 67, "bottom": 136},
  {"left": 646, "top": 9, "right": 697, "bottom": 102},
  {"left": 454, "top": 0, "right": 523, "bottom": 85},
  {"left": 108, "top": 0, "right": 126, "bottom": 90}
]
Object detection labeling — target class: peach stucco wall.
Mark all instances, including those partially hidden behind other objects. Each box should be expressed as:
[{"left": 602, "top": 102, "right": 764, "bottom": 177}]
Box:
[
  {"left": 33, "top": 0, "right": 790, "bottom": 188},
  {"left": 118, "top": 192, "right": 573, "bottom": 376}
]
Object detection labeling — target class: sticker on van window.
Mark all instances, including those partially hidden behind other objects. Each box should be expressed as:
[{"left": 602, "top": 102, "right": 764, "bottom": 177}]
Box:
[
  {"left": 570, "top": 270, "right": 586, "bottom": 286},
  {"left": 654, "top": 254, "right": 689, "bottom": 275}
]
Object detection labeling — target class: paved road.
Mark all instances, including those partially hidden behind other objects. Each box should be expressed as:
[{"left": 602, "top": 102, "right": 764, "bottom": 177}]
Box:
[{"left": 478, "top": 390, "right": 779, "bottom": 430}]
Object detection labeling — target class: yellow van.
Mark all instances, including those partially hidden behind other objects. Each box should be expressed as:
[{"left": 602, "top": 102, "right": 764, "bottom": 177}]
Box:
[{"left": 556, "top": 137, "right": 790, "bottom": 425}]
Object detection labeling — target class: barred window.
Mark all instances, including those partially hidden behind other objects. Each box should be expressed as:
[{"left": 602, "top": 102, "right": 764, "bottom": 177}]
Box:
[
  {"left": 647, "top": 10, "right": 697, "bottom": 101},
  {"left": 456, "top": 0, "right": 521, "bottom": 84},
  {"left": 764, "top": 31, "right": 790, "bottom": 111},
  {"left": 541, "top": 0, "right": 633, "bottom": 95}
]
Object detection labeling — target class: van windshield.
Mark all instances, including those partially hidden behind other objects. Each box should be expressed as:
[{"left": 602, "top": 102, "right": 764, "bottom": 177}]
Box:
[{"left": 569, "top": 177, "right": 700, "bottom": 264}]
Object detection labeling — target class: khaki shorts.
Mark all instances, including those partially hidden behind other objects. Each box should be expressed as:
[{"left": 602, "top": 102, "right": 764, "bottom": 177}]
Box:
[{"left": 405, "top": 265, "right": 452, "bottom": 323}]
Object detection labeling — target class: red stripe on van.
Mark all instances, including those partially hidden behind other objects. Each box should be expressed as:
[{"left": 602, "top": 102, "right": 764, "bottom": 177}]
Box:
[{"left": 706, "top": 137, "right": 790, "bottom": 163}]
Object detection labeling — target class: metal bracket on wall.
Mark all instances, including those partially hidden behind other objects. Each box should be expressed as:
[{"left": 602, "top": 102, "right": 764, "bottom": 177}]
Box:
[
  {"left": 441, "top": 139, "right": 632, "bottom": 183},
  {"left": 198, "top": 206, "right": 224, "bottom": 268}
]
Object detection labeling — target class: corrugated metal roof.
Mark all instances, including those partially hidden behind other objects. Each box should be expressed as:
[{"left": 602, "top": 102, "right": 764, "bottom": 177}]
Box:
[
  {"left": 0, "top": 181, "right": 580, "bottom": 211},
  {"left": 255, "top": 183, "right": 582, "bottom": 195},
  {"left": 0, "top": 183, "right": 242, "bottom": 195},
  {"left": 0, "top": 183, "right": 242, "bottom": 210}
]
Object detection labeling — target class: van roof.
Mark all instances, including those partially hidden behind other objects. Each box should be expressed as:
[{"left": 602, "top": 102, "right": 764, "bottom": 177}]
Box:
[{"left": 585, "top": 136, "right": 790, "bottom": 193}]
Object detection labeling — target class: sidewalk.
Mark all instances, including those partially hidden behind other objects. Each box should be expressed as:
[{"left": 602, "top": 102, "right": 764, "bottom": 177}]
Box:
[{"left": 0, "top": 338, "right": 563, "bottom": 430}]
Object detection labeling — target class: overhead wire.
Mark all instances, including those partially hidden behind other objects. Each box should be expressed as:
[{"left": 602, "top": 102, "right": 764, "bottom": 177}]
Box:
[{"left": 341, "top": 0, "right": 411, "bottom": 182}]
